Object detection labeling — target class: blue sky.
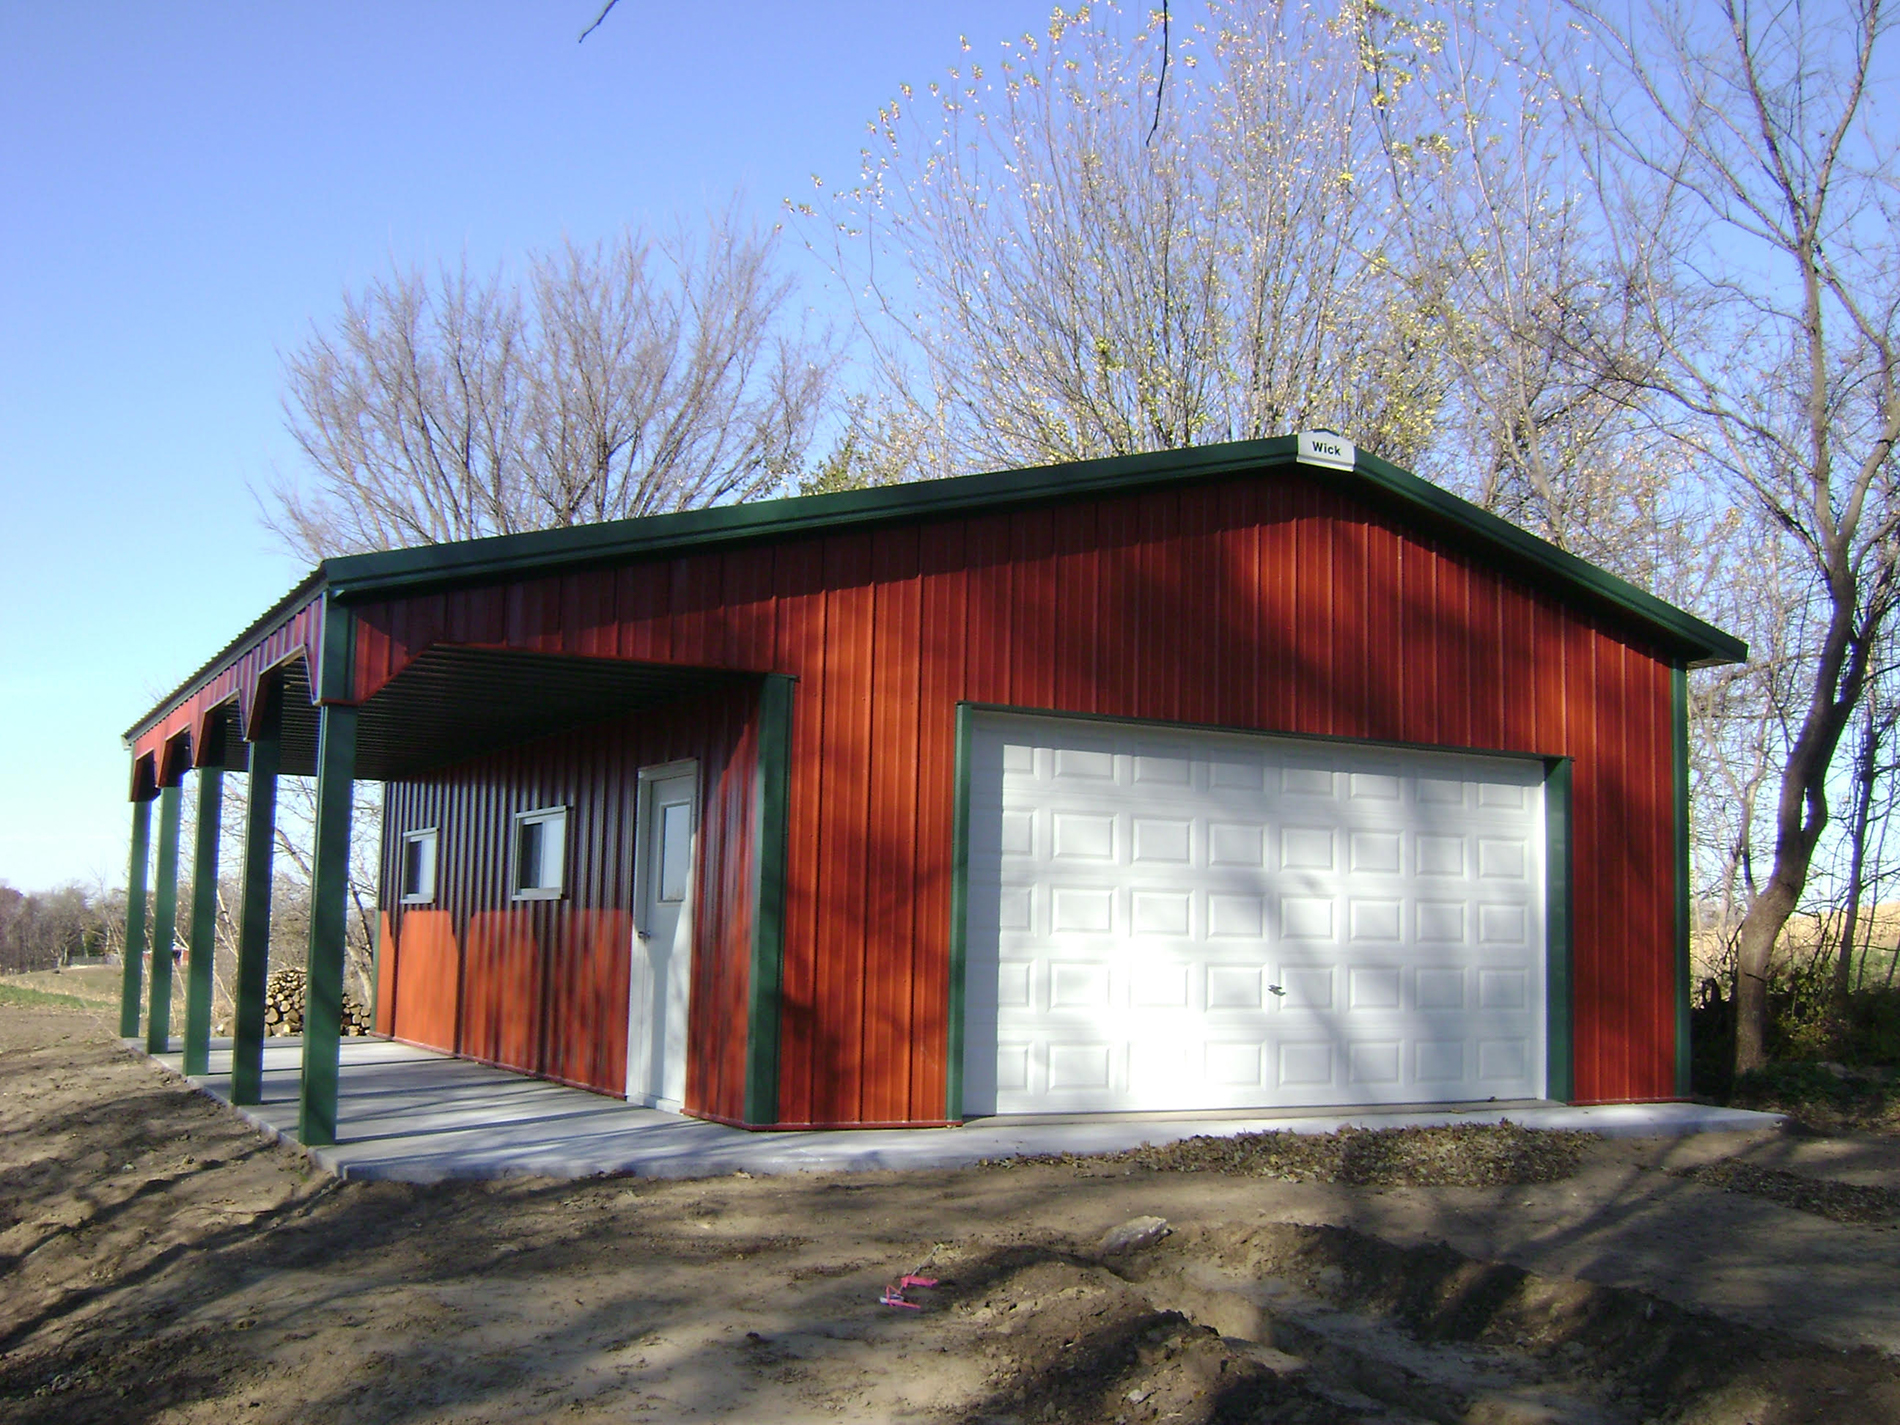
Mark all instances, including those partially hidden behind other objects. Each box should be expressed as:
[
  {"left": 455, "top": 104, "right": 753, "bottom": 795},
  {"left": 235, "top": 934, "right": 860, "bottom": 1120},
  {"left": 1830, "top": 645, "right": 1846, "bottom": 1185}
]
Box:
[{"left": 0, "top": 1, "right": 1059, "bottom": 892}]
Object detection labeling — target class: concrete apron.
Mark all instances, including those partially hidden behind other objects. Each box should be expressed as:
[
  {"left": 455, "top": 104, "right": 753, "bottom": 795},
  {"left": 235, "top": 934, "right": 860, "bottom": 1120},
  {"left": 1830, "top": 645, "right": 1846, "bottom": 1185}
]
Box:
[{"left": 139, "top": 1035, "right": 1784, "bottom": 1185}]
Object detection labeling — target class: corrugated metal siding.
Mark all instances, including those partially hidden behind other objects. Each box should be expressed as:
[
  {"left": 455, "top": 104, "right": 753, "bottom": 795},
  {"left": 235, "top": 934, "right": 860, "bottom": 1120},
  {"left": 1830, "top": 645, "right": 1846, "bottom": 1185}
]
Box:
[
  {"left": 360, "top": 468, "right": 1682, "bottom": 1118},
  {"left": 378, "top": 684, "right": 757, "bottom": 1112},
  {"left": 128, "top": 595, "right": 324, "bottom": 781}
]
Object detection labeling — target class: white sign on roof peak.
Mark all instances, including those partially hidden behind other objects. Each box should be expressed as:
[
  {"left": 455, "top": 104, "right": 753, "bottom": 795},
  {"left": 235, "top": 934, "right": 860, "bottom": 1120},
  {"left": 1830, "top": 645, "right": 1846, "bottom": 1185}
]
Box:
[{"left": 1296, "top": 430, "right": 1356, "bottom": 471}]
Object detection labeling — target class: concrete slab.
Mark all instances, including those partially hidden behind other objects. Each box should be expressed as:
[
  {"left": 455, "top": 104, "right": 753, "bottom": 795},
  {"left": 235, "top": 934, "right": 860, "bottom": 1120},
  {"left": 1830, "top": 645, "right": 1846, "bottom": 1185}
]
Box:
[{"left": 142, "top": 1036, "right": 1785, "bottom": 1184}]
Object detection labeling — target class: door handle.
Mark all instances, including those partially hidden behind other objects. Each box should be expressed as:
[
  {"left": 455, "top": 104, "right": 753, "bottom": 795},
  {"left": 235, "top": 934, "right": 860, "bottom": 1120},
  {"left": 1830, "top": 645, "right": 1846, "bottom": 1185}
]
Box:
[{"left": 1267, "top": 983, "right": 1286, "bottom": 997}]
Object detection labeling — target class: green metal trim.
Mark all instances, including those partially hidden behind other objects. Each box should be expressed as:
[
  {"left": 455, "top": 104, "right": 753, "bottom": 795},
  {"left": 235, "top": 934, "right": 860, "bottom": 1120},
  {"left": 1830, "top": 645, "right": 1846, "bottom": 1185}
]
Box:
[
  {"left": 317, "top": 439, "right": 1742, "bottom": 667},
  {"left": 1544, "top": 758, "right": 1575, "bottom": 1104},
  {"left": 316, "top": 594, "right": 355, "bottom": 704},
  {"left": 323, "top": 440, "right": 1295, "bottom": 595},
  {"left": 743, "top": 674, "right": 795, "bottom": 1126},
  {"left": 121, "top": 577, "right": 324, "bottom": 742},
  {"left": 232, "top": 715, "right": 280, "bottom": 1106},
  {"left": 946, "top": 704, "right": 975, "bottom": 1123},
  {"left": 958, "top": 701, "right": 1555, "bottom": 769},
  {"left": 119, "top": 796, "right": 152, "bottom": 1039},
  {"left": 1673, "top": 665, "right": 1693, "bottom": 1098},
  {"left": 182, "top": 768, "right": 224, "bottom": 1077},
  {"left": 369, "top": 895, "right": 383, "bottom": 1028},
  {"left": 299, "top": 702, "right": 358, "bottom": 1147},
  {"left": 146, "top": 784, "right": 183, "bottom": 1055}
]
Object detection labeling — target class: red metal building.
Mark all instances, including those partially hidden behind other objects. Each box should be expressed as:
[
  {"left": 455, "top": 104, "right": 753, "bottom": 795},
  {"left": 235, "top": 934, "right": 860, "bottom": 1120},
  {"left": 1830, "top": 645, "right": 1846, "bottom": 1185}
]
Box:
[{"left": 122, "top": 436, "right": 1744, "bottom": 1140}]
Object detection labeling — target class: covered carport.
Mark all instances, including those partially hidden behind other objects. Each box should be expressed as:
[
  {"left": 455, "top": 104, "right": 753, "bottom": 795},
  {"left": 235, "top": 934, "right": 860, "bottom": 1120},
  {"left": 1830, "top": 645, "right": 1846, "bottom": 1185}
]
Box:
[{"left": 120, "top": 580, "right": 746, "bottom": 1147}]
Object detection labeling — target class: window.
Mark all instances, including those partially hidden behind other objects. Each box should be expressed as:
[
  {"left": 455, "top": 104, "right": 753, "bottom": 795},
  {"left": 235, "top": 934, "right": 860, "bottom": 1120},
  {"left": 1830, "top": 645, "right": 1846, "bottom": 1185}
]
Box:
[
  {"left": 657, "top": 800, "right": 692, "bottom": 903},
  {"left": 511, "top": 806, "right": 568, "bottom": 900},
  {"left": 399, "top": 828, "right": 437, "bottom": 904}
]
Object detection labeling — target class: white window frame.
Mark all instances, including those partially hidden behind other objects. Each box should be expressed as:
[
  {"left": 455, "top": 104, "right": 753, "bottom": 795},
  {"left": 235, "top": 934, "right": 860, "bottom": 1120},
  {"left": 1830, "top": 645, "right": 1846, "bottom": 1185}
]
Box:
[
  {"left": 398, "top": 826, "right": 439, "bottom": 905},
  {"left": 510, "top": 805, "right": 569, "bottom": 902}
]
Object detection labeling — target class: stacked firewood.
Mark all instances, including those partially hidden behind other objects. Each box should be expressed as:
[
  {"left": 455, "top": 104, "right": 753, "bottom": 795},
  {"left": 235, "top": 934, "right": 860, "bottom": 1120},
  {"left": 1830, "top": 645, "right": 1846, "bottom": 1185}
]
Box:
[{"left": 263, "top": 966, "right": 372, "bottom": 1037}]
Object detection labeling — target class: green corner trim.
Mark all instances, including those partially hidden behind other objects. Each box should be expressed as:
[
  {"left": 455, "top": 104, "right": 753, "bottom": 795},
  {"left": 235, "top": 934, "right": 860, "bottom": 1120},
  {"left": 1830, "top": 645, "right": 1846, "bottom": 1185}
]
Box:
[
  {"left": 182, "top": 767, "right": 224, "bottom": 1077},
  {"left": 146, "top": 784, "right": 183, "bottom": 1055},
  {"left": 119, "top": 797, "right": 152, "bottom": 1039},
  {"left": 1544, "top": 758, "right": 1575, "bottom": 1104},
  {"left": 946, "top": 704, "right": 975, "bottom": 1123},
  {"left": 369, "top": 894, "right": 384, "bottom": 1028},
  {"left": 743, "top": 674, "right": 795, "bottom": 1126},
  {"left": 317, "top": 594, "right": 355, "bottom": 704},
  {"left": 1673, "top": 665, "right": 1692, "bottom": 1098}
]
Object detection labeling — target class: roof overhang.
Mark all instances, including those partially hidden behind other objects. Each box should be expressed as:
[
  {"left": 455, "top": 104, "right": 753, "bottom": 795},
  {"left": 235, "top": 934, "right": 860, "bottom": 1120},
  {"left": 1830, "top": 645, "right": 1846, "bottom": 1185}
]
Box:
[{"left": 310, "top": 437, "right": 1746, "bottom": 667}]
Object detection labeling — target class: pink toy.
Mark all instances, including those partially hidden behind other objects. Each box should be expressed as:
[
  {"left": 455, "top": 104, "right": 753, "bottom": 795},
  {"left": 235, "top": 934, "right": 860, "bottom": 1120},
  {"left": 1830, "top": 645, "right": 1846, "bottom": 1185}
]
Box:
[{"left": 879, "top": 1274, "right": 940, "bottom": 1309}]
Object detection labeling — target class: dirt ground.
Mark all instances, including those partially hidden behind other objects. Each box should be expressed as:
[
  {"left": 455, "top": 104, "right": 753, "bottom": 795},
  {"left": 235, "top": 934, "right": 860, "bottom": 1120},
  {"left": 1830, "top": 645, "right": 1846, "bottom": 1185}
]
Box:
[{"left": 4, "top": 998, "right": 1900, "bottom": 1424}]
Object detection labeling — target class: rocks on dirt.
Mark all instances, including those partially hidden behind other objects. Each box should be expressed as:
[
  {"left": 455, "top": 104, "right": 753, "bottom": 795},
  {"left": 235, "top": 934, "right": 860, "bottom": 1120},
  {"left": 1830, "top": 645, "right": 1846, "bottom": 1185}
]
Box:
[
  {"left": 261, "top": 966, "right": 371, "bottom": 1037},
  {"left": 1098, "top": 1215, "right": 1171, "bottom": 1256}
]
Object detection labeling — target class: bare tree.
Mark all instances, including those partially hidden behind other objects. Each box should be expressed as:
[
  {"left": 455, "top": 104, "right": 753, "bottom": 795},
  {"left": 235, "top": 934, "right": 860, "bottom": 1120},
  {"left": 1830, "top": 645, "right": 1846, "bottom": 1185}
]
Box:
[
  {"left": 805, "top": 1, "right": 1456, "bottom": 479},
  {"left": 269, "top": 207, "right": 835, "bottom": 559},
  {"left": 1548, "top": 0, "right": 1900, "bottom": 1072},
  {"left": 1367, "top": 2, "right": 1693, "bottom": 562},
  {"left": 0, "top": 883, "right": 116, "bottom": 973}
]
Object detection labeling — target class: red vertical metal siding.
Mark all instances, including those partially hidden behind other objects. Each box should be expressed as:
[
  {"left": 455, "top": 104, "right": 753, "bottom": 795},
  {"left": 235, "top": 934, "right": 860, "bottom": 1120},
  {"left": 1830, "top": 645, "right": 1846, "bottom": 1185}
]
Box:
[
  {"left": 360, "top": 467, "right": 1685, "bottom": 1120},
  {"left": 130, "top": 594, "right": 326, "bottom": 773},
  {"left": 378, "top": 684, "right": 757, "bottom": 1113}
]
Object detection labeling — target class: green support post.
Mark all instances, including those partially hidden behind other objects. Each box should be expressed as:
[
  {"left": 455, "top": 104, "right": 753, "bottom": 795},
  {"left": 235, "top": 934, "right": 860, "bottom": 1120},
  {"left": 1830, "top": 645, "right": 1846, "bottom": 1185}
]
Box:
[
  {"left": 146, "top": 784, "right": 183, "bottom": 1054},
  {"left": 232, "top": 721, "right": 279, "bottom": 1106},
  {"left": 182, "top": 768, "right": 224, "bottom": 1077},
  {"left": 118, "top": 797, "right": 153, "bottom": 1039},
  {"left": 1674, "top": 665, "right": 1693, "bottom": 1098},
  {"left": 299, "top": 702, "right": 357, "bottom": 1147}
]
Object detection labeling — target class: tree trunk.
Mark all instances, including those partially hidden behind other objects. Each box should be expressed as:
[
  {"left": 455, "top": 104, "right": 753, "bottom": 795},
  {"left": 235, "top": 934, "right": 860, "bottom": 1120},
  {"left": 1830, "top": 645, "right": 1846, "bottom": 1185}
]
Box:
[{"left": 1731, "top": 573, "right": 1864, "bottom": 1074}]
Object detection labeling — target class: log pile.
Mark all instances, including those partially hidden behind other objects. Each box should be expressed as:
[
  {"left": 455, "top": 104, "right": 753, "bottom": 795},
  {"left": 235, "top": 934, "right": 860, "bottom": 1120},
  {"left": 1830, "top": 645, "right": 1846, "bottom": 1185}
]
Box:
[{"left": 263, "top": 965, "right": 372, "bottom": 1037}]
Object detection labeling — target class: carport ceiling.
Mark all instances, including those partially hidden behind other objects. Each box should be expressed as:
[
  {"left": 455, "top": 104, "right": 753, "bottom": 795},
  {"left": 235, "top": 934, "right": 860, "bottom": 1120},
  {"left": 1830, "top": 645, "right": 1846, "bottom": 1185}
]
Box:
[{"left": 224, "top": 648, "right": 749, "bottom": 782}]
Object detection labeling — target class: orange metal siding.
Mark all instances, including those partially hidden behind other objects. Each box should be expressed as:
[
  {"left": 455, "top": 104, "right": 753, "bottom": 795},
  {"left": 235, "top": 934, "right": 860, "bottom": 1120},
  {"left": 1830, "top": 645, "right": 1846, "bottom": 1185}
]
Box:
[
  {"left": 358, "top": 467, "right": 1684, "bottom": 1119},
  {"left": 378, "top": 684, "right": 757, "bottom": 1112}
]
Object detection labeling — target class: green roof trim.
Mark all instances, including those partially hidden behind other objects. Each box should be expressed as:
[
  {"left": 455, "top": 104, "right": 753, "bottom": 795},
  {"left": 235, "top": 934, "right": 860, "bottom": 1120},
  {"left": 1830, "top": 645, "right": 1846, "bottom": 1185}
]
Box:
[
  {"left": 318, "top": 437, "right": 1743, "bottom": 666},
  {"left": 320, "top": 438, "right": 1309, "bottom": 596},
  {"left": 128, "top": 438, "right": 1745, "bottom": 741},
  {"left": 1349, "top": 447, "right": 1746, "bottom": 667}
]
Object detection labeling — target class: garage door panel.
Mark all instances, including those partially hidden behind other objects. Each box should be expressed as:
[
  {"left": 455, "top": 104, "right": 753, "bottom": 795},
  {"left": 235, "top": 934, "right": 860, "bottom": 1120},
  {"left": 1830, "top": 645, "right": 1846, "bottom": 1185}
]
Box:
[{"left": 964, "top": 713, "right": 1547, "bottom": 1116}]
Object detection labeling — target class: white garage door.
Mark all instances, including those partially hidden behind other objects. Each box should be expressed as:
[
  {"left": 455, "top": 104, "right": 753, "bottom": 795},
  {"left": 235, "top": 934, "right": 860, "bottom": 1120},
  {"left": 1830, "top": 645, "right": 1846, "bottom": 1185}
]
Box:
[{"left": 962, "top": 713, "right": 1547, "bottom": 1116}]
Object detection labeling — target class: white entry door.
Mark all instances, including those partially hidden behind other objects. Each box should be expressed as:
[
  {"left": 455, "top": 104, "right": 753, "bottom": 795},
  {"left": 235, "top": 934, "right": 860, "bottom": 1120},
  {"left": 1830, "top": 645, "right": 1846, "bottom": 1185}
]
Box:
[
  {"left": 962, "top": 714, "right": 1548, "bottom": 1116},
  {"left": 627, "top": 763, "right": 698, "bottom": 1110}
]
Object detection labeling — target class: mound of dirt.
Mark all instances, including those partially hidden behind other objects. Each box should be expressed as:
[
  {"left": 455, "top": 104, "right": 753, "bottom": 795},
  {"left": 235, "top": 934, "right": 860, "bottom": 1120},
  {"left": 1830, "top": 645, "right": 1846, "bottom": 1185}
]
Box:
[
  {"left": 988, "top": 1219, "right": 1900, "bottom": 1424},
  {"left": 989, "top": 1121, "right": 1591, "bottom": 1187},
  {"left": 933, "top": 1244, "right": 1344, "bottom": 1424}
]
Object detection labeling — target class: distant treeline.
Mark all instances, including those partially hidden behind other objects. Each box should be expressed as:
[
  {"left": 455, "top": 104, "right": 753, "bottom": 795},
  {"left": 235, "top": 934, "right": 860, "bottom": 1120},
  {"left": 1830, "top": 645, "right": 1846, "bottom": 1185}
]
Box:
[{"left": 0, "top": 884, "right": 124, "bottom": 973}]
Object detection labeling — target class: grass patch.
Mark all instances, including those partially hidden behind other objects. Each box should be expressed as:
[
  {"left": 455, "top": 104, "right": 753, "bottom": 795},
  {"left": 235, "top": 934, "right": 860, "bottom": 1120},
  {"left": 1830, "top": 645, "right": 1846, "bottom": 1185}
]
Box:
[
  {"left": 987, "top": 1122, "right": 1591, "bottom": 1187},
  {"left": 0, "top": 982, "right": 94, "bottom": 1011}
]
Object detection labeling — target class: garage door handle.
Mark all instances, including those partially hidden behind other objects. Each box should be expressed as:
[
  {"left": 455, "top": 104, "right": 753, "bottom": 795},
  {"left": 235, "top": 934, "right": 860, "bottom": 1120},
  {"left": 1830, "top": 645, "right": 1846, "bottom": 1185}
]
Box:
[{"left": 1267, "top": 984, "right": 1286, "bottom": 997}]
